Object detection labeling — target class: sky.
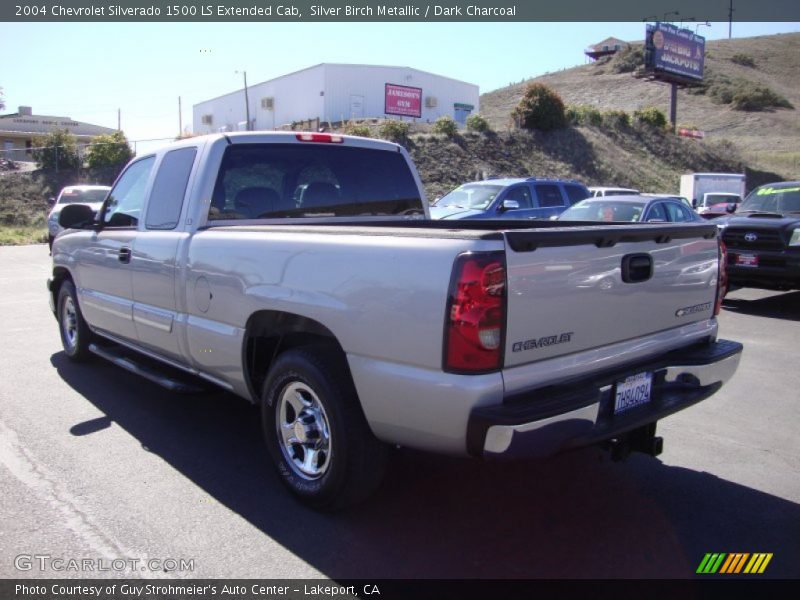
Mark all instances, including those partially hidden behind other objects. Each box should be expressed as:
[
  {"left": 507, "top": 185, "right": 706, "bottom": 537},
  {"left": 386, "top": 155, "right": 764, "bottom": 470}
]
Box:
[{"left": 1, "top": 21, "right": 798, "bottom": 155}]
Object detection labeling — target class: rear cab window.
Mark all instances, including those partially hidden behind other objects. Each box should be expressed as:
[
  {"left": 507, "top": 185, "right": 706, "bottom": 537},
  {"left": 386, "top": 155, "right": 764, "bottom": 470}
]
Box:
[{"left": 209, "top": 144, "right": 423, "bottom": 220}]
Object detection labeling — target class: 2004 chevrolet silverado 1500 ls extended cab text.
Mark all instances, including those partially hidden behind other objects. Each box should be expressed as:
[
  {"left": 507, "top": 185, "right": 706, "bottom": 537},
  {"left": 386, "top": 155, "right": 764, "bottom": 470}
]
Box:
[{"left": 48, "top": 132, "right": 742, "bottom": 509}]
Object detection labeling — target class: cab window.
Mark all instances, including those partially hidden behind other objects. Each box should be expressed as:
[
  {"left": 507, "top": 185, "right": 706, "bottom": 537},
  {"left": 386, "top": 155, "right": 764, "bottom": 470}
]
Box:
[{"left": 103, "top": 157, "right": 156, "bottom": 227}]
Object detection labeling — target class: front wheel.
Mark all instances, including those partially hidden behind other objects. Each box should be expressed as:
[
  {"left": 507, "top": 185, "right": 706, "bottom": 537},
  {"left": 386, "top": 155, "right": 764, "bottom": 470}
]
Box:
[
  {"left": 261, "top": 345, "right": 387, "bottom": 510},
  {"left": 57, "top": 280, "right": 93, "bottom": 362}
]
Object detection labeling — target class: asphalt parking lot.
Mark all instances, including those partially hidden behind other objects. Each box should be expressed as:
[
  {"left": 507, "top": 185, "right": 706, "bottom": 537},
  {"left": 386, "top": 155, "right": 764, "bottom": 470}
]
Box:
[{"left": 0, "top": 243, "right": 798, "bottom": 579}]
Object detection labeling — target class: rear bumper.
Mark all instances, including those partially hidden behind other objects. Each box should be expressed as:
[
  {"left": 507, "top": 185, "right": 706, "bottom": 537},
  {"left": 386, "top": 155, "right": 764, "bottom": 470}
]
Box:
[{"left": 467, "top": 339, "right": 742, "bottom": 458}]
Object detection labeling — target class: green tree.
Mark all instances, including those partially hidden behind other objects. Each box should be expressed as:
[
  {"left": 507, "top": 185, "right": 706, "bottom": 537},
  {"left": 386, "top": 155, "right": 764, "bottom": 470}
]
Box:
[
  {"left": 85, "top": 131, "right": 134, "bottom": 170},
  {"left": 512, "top": 83, "right": 567, "bottom": 131},
  {"left": 32, "top": 129, "right": 82, "bottom": 171}
]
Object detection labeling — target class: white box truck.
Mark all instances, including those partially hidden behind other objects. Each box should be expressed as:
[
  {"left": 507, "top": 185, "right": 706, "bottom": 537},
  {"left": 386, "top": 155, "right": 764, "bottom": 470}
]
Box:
[{"left": 680, "top": 173, "right": 747, "bottom": 212}]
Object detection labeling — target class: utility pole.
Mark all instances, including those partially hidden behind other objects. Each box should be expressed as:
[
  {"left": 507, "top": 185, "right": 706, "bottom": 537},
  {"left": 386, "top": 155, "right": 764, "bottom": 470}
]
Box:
[
  {"left": 178, "top": 96, "right": 183, "bottom": 137},
  {"left": 117, "top": 108, "right": 121, "bottom": 131},
  {"left": 236, "top": 70, "right": 251, "bottom": 131},
  {"left": 729, "top": 0, "right": 734, "bottom": 38},
  {"left": 243, "top": 71, "right": 251, "bottom": 131}
]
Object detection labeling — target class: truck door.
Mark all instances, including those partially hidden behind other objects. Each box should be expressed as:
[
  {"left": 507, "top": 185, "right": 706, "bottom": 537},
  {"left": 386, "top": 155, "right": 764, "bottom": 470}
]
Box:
[
  {"left": 75, "top": 156, "right": 156, "bottom": 342},
  {"left": 130, "top": 146, "right": 198, "bottom": 360}
]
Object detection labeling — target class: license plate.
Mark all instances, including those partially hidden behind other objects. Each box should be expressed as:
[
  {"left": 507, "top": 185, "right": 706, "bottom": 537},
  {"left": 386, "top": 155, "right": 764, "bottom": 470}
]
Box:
[
  {"left": 614, "top": 372, "right": 652, "bottom": 414},
  {"left": 736, "top": 253, "right": 758, "bottom": 267}
]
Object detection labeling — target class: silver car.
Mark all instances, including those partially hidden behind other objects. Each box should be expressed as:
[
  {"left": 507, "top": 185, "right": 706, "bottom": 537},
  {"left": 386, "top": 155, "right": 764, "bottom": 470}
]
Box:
[{"left": 47, "top": 185, "right": 110, "bottom": 248}]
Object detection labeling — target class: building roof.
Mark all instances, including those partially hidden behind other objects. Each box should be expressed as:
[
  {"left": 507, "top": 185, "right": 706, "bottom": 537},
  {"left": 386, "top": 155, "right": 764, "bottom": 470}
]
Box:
[
  {"left": 586, "top": 37, "right": 630, "bottom": 52},
  {"left": 0, "top": 107, "right": 117, "bottom": 138}
]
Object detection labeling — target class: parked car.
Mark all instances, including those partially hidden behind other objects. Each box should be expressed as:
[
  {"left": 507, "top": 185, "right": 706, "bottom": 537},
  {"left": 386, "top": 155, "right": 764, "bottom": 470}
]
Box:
[
  {"left": 589, "top": 186, "right": 640, "bottom": 197},
  {"left": 47, "top": 185, "right": 110, "bottom": 249},
  {"left": 430, "top": 178, "right": 590, "bottom": 221},
  {"left": 49, "top": 133, "right": 740, "bottom": 509},
  {"left": 696, "top": 192, "right": 742, "bottom": 219},
  {"left": 558, "top": 195, "right": 703, "bottom": 223},
  {"left": 717, "top": 181, "right": 800, "bottom": 291}
]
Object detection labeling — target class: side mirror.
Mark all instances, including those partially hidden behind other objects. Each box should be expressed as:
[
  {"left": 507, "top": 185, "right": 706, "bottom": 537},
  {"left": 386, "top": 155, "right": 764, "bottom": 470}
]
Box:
[
  {"left": 726, "top": 203, "right": 737, "bottom": 214},
  {"left": 692, "top": 199, "right": 698, "bottom": 208},
  {"left": 48, "top": 197, "right": 56, "bottom": 205},
  {"left": 500, "top": 199, "right": 520, "bottom": 212},
  {"left": 58, "top": 204, "right": 95, "bottom": 229}
]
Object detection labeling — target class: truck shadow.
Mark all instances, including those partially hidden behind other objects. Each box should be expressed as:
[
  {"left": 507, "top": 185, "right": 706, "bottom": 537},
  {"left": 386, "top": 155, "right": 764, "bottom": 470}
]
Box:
[
  {"left": 722, "top": 291, "right": 800, "bottom": 322},
  {"left": 51, "top": 353, "right": 800, "bottom": 579}
]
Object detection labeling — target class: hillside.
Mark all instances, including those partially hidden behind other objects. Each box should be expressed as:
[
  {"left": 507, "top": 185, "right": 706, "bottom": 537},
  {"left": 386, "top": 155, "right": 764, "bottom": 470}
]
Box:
[
  {"left": 480, "top": 32, "right": 800, "bottom": 180},
  {"left": 406, "top": 125, "right": 776, "bottom": 201}
]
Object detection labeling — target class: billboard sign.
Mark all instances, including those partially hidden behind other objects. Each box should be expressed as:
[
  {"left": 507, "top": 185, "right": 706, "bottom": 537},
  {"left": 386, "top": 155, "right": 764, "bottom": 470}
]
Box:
[
  {"left": 646, "top": 23, "right": 705, "bottom": 82},
  {"left": 385, "top": 83, "right": 422, "bottom": 118}
]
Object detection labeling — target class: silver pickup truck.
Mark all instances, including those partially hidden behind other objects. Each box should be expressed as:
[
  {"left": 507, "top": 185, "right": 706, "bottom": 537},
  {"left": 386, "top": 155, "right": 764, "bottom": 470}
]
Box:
[{"left": 48, "top": 132, "right": 742, "bottom": 509}]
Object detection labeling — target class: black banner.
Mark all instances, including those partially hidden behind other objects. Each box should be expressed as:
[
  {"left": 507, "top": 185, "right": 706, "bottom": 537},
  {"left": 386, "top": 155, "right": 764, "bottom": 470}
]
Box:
[
  {"left": 2, "top": 579, "right": 798, "bottom": 600},
  {"left": 3, "top": 0, "right": 800, "bottom": 22}
]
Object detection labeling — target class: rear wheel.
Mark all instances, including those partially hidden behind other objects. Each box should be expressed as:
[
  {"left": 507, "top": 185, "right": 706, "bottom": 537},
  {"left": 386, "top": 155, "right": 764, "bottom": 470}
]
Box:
[
  {"left": 57, "top": 280, "right": 93, "bottom": 362},
  {"left": 261, "top": 345, "right": 387, "bottom": 510}
]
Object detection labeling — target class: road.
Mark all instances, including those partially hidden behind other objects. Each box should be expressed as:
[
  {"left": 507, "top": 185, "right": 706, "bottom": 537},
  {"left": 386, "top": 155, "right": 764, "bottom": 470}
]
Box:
[{"left": 0, "top": 244, "right": 798, "bottom": 579}]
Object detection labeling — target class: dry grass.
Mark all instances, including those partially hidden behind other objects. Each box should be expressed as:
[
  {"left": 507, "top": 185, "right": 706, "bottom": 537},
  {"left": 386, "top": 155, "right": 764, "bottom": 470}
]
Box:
[{"left": 0, "top": 226, "right": 47, "bottom": 246}]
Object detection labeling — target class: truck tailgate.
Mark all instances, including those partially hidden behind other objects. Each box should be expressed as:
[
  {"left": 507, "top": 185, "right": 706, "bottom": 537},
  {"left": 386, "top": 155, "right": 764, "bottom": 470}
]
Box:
[{"left": 502, "top": 223, "right": 720, "bottom": 368}]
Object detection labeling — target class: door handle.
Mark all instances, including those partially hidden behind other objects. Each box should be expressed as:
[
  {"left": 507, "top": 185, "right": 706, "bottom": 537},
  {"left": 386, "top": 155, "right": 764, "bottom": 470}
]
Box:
[{"left": 118, "top": 247, "right": 132, "bottom": 264}]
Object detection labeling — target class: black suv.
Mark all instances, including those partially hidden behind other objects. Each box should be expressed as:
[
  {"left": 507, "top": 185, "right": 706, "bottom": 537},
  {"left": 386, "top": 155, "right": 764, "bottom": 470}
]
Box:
[{"left": 718, "top": 181, "right": 800, "bottom": 291}]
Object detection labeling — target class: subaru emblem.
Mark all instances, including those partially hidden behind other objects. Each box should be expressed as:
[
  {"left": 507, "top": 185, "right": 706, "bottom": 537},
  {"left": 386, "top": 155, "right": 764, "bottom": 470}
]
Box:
[{"left": 744, "top": 232, "right": 758, "bottom": 242}]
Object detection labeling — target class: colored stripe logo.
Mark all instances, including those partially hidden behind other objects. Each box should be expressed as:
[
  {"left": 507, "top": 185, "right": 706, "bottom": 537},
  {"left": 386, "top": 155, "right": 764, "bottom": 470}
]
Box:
[{"left": 697, "top": 553, "right": 773, "bottom": 574}]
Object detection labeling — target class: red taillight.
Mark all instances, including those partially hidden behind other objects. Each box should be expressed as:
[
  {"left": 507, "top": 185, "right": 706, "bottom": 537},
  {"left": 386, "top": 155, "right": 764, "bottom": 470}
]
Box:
[
  {"left": 295, "top": 133, "right": 343, "bottom": 143},
  {"left": 715, "top": 239, "right": 728, "bottom": 316},
  {"left": 444, "top": 252, "right": 506, "bottom": 373}
]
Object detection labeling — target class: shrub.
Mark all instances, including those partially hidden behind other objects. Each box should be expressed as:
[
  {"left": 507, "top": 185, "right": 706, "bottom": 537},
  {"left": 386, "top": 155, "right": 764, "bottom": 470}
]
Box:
[
  {"left": 566, "top": 104, "right": 603, "bottom": 126},
  {"left": 633, "top": 106, "right": 668, "bottom": 129},
  {"left": 343, "top": 121, "right": 371, "bottom": 137},
  {"left": 731, "top": 84, "right": 793, "bottom": 111},
  {"left": 377, "top": 119, "right": 410, "bottom": 143},
  {"left": 431, "top": 115, "right": 459, "bottom": 137},
  {"left": 512, "top": 83, "right": 567, "bottom": 131},
  {"left": 85, "top": 131, "right": 134, "bottom": 171},
  {"left": 465, "top": 113, "right": 490, "bottom": 133},
  {"left": 32, "top": 129, "right": 82, "bottom": 171},
  {"left": 601, "top": 110, "right": 630, "bottom": 129},
  {"left": 700, "top": 72, "right": 793, "bottom": 111},
  {"left": 730, "top": 53, "right": 756, "bottom": 67},
  {"left": 610, "top": 47, "right": 644, "bottom": 74}
]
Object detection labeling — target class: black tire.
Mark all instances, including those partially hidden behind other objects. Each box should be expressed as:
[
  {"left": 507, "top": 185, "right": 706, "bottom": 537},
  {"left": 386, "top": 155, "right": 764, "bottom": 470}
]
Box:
[
  {"left": 57, "top": 280, "right": 93, "bottom": 362},
  {"left": 261, "top": 345, "right": 388, "bottom": 510}
]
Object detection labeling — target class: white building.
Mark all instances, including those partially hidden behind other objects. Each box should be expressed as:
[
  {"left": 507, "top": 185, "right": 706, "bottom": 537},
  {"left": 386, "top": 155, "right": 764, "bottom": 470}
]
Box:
[{"left": 192, "top": 63, "right": 480, "bottom": 134}]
